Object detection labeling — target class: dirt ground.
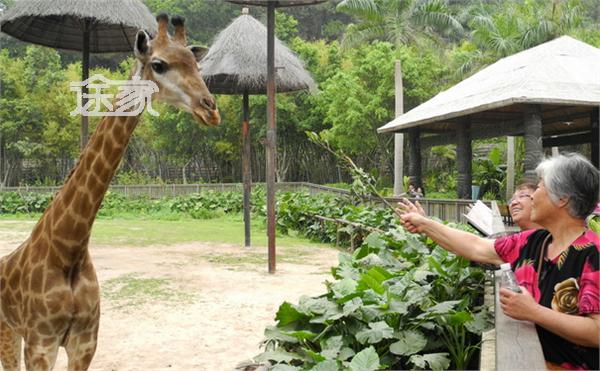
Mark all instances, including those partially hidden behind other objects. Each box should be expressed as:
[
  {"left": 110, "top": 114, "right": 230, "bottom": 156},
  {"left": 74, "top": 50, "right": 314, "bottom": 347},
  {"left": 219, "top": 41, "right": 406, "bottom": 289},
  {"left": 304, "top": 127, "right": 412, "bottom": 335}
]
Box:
[{"left": 0, "top": 221, "right": 339, "bottom": 370}]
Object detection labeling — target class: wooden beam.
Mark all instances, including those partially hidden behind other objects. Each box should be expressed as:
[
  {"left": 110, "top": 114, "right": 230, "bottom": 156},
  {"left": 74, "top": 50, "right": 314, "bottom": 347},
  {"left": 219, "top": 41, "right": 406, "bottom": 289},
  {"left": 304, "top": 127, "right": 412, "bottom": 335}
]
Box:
[{"left": 542, "top": 132, "right": 591, "bottom": 147}]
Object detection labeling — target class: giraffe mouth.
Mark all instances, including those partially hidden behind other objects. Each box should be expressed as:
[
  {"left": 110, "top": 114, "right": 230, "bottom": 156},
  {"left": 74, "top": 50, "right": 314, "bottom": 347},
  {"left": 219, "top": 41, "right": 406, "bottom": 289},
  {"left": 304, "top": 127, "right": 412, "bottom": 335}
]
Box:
[{"left": 193, "top": 107, "right": 221, "bottom": 127}]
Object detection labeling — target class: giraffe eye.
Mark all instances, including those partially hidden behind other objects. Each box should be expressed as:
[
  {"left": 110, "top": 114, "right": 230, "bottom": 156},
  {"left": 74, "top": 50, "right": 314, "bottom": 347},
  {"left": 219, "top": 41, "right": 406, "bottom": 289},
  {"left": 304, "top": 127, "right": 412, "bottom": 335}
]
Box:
[{"left": 151, "top": 60, "right": 168, "bottom": 74}]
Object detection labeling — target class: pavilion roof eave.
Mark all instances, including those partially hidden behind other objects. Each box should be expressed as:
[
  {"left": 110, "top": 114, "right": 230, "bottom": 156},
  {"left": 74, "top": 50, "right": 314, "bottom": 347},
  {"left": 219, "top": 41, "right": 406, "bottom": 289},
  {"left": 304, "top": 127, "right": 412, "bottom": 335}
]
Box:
[{"left": 377, "top": 97, "right": 600, "bottom": 134}]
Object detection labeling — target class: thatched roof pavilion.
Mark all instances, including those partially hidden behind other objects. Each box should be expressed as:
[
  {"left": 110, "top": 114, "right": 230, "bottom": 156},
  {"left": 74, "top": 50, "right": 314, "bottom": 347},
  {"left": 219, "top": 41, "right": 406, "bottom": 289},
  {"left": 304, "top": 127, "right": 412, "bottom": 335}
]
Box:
[
  {"left": 378, "top": 36, "right": 600, "bottom": 198},
  {"left": 201, "top": 10, "right": 316, "bottom": 94},
  {"left": 201, "top": 8, "right": 316, "bottom": 250},
  {"left": 0, "top": 0, "right": 157, "bottom": 52}
]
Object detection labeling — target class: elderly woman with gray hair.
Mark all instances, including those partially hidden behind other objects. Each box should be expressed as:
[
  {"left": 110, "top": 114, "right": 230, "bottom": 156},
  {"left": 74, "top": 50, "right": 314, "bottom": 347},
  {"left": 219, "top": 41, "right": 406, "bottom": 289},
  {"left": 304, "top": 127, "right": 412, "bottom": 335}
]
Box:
[{"left": 398, "top": 153, "right": 599, "bottom": 370}]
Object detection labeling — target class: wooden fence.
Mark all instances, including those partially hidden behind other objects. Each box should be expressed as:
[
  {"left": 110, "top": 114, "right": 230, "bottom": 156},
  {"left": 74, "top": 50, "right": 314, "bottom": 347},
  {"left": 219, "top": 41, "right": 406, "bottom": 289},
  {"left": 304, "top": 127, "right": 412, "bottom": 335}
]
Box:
[{"left": 0, "top": 182, "right": 507, "bottom": 224}]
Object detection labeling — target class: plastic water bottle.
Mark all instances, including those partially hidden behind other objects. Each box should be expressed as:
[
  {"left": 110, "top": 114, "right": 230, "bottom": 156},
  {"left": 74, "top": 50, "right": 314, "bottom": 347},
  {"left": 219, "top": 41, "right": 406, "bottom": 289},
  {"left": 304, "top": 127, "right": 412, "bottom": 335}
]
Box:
[{"left": 499, "top": 263, "right": 522, "bottom": 293}]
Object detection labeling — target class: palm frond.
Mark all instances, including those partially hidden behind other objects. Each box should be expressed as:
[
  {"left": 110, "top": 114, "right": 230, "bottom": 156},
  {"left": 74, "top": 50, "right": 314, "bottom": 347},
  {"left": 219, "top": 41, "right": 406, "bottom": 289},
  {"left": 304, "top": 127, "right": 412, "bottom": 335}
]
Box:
[{"left": 337, "top": 0, "right": 383, "bottom": 23}]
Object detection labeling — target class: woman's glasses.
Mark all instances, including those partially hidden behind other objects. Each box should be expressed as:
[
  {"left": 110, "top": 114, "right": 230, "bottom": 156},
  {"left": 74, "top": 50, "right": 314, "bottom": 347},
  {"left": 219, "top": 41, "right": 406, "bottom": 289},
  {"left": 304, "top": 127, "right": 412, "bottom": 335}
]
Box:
[{"left": 509, "top": 193, "right": 532, "bottom": 204}]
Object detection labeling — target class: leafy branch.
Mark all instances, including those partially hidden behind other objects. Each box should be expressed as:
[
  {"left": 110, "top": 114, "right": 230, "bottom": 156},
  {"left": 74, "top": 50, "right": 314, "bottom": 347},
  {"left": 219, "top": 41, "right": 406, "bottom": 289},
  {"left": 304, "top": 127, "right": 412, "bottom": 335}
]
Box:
[{"left": 306, "top": 131, "right": 403, "bottom": 217}]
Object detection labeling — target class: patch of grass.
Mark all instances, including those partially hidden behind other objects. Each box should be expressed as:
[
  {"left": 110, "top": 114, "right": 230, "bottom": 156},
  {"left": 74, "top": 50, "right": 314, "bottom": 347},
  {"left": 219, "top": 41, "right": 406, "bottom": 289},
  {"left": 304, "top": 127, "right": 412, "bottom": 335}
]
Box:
[
  {"left": 0, "top": 213, "right": 332, "bottom": 249},
  {"left": 202, "top": 246, "right": 314, "bottom": 267},
  {"left": 102, "top": 273, "right": 193, "bottom": 309}
]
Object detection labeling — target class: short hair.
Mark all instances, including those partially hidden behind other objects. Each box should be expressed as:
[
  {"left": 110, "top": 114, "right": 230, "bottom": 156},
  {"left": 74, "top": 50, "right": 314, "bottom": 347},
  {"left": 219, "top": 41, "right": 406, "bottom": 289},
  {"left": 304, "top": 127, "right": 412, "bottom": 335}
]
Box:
[
  {"left": 535, "top": 153, "right": 600, "bottom": 219},
  {"left": 515, "top": 181, "right": 537, "bottom": 193}
]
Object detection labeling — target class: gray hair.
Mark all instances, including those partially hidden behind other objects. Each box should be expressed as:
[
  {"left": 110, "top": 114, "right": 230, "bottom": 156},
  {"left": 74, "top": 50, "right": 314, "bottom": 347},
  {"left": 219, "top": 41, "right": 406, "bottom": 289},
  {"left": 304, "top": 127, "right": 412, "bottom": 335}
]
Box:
[{"left": 535, "top": 153, "right": 599, "bottom": 219}]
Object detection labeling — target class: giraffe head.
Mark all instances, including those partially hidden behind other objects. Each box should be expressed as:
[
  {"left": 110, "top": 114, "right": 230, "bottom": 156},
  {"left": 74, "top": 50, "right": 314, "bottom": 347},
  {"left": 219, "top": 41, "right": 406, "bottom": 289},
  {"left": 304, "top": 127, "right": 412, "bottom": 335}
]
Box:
[{"left": 134, "top": 13, "right": 220, "bottom": 126}]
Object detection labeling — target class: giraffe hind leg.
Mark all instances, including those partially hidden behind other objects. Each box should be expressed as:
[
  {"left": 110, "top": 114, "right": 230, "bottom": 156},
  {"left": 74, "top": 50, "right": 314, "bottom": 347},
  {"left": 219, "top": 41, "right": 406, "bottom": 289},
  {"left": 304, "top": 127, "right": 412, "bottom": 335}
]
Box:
[
  {"left": 23, "top": 339, "right": 59, "bottom": 371},
  {"left": 0, "top": 320, "right": 22, "bottom": 371}
]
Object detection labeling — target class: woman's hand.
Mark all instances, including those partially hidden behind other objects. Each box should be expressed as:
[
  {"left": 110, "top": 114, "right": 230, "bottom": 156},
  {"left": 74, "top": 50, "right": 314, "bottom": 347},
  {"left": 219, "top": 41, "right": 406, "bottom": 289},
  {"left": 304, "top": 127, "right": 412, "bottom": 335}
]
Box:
[
  {"left": 397, "top": 211, "right": 429, "bottom": 234},
  {"left": 397, "top": 198, "right": 426, "bottom": 217},
  {"left": 499, "top": 286, "right": 540, "bottom": 321}
]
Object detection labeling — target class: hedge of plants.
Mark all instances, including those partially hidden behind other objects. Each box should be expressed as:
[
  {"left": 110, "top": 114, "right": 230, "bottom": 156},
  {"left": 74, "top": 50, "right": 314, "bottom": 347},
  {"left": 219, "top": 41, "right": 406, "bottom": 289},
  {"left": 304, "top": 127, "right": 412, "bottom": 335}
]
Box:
[{"left": 253, "top": 193, "right": 491, "bottom": 370}]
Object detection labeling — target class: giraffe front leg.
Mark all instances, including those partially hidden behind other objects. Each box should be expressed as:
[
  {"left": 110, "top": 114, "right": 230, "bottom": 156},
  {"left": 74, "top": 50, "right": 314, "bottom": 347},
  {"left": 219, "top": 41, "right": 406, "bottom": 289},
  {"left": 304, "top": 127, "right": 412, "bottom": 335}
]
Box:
[
  {"left": 0, "top": 320, "right": 22, "bottom": 371},
  {"left": 64, "top": 329, "right": 98, "bottom": 371},
  {"left": 23, "top": 338, "right": 59, "bottom": 371}
]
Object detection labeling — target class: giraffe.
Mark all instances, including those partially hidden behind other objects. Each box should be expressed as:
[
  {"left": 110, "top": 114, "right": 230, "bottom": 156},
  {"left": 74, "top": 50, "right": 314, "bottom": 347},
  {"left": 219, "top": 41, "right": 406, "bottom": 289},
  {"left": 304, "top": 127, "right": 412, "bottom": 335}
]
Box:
[{"left": 0, "top": 14, "right": 219, "bottom": 371}]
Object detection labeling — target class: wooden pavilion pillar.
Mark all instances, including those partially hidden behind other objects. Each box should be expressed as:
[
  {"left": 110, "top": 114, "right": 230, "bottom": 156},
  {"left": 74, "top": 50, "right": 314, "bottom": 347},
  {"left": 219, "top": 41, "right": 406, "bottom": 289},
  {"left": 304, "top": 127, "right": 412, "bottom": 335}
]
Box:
[
  {"left": 393, "top": 60, "right": 405, "bottom": 196},
  {"left": 592, "top": 107, "right": 599, "bottom": 169},
  {"left": 408, "top": 128, "right": 421, "bottom": 189},
  {"left": 456, "top": 120, "right": 472, "bottom": 199},
  {"left": 523, "top": 105, "right": 543, "bottom": 179}
]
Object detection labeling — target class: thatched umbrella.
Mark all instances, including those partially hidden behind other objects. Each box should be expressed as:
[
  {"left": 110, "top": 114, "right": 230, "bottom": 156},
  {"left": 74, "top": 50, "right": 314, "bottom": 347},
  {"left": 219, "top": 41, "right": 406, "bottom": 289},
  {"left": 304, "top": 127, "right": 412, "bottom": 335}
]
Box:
[
  {"left": 202, "top": 8, "right": 315, "bottom": 251},
  {"left": 222, "top": 0, "right": 324, "bottom": 274},
  {"left": 0, "top": 0, "right": 157, "bottom": 149}
]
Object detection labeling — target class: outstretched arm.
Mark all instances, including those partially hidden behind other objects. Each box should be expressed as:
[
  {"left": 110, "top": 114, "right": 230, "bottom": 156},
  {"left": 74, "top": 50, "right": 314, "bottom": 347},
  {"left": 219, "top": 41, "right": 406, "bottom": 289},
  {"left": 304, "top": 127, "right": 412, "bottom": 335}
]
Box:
[{"left": 398, "top": 210, "right": 504, "bottom": 265}]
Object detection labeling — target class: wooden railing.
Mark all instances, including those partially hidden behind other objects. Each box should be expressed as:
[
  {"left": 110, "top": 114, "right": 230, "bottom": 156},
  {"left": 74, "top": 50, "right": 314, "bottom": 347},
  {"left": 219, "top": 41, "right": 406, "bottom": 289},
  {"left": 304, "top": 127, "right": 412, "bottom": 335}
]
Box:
[
  {"left": 0, "top": 182, "right": 510, "bottom": 224},
  {"left": 480, "top": 272, "right": 546, "bottom": 371}
]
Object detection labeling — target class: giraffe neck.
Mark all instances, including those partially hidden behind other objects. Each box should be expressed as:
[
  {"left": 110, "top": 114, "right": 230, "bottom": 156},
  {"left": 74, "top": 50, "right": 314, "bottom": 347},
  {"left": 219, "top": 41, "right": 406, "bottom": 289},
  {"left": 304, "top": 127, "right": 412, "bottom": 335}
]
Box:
[{"left": 31, "top": 110, "right": 141, "bottom": 266}]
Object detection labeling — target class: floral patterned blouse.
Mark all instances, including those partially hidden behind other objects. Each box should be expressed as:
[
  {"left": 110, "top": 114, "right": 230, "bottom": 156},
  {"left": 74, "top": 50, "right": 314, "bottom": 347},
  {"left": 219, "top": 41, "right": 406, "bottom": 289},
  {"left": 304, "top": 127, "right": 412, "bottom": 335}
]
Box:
[{"left": 494, "top": 229, "right": 599, "bottom": 370}]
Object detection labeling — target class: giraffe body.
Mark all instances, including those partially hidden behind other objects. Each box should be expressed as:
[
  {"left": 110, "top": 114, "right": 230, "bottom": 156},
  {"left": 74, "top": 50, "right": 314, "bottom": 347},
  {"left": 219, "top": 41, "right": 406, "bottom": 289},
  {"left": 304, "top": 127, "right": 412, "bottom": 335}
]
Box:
[{"left": 0, "top": 14, "right": 219, "bottom": 371}]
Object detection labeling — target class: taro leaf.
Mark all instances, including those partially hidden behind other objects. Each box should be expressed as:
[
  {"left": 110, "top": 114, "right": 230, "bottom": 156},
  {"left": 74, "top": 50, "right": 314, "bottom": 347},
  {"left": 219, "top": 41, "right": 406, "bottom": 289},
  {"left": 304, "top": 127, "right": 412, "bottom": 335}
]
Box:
[
  {"left": 254, "top": 349, "right": 300, "bottom": 363},
  {"left": 276, "top": 301, "right": 308, "bottom": 326},
  {"left": 311, "top": 360, "right": 339, "bottom": 371},
  {"left": 465, "top": 309, "right": 492, "bottom": 334},
  {"left": 332, "top": 278, "right": 358, "bottom": 299},
  {"left": 264, "top": 326, "right": 300, "bottom": 343},
  {"left": 302, "top": 348, "right": 326, "bottom": 363},
  {"left": 355, "top": 321, "right": 394, "bottom": 344},
  {"left": 342, "top": 297, "right": 363, "bottom": 317},
  {"left": 338, "top": 347, "right": 355, "bottom": 361},
  {"left": 405, "top": 234, "right": 430, "bottom": 255},
  {"left": 420, "top": 300, "right": 461, "bottom": 317},
  {"left": 358, "top": 274, "right": 385, "bottom": 295},
  {"left": 348, "top": 346, "right": 380, "bottom": 371},
  {"left": 335, "top": 264, "right": 360, "bottom": 281},
  {"left": 357, "top": 253, "right": 384, "bottom": 267},
  {"left": 447, "top": 311, "right": 472, "bottom": 327},
  {"left": 389, "top": 330, "right": 427, "bottom": 356},
  {"left": 299, "top": 297, "right": 335, "bottom": 315},
  {"left": 367, "top": 266, "right": 394, "bottom": 281},
  {"left": 338, "top": 252, "right": 353, "bottom": 266},
  {"left": 272, "top": 365, "right": 301, "bottom": 371},
  {"left": 320, "top": 335, "right": 343, "bottom": 360},
  {"left": 386, "top": 299, "right": 408, "bottom": 315},
  {"left": 408, "top": 353, "right": 450, "bottom": 371},
  {"left": 283, "top": 330, "right": 318, "bottom": 342},
  {"left": 413, "top": 267, "right": 435, "bottom": 283},
  {"left": 363, "top": 232, "right": 386, "bottom": 249},
  {"left": 353, "top": 245, "right": 371, "bottom": 260},
  {"left": 360, "top": 304, "right": 384, "bottom": 322},
  {"left": 427, "top": 255, "right": 449, "bottom": 278}
]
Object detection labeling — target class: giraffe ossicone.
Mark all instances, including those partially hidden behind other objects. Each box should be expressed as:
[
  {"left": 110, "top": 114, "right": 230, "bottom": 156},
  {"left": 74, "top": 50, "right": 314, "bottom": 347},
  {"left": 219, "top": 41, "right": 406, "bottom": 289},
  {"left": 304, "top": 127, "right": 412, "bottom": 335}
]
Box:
[{"left": 0, "top": 13, "right": 219, "bottom": 371}]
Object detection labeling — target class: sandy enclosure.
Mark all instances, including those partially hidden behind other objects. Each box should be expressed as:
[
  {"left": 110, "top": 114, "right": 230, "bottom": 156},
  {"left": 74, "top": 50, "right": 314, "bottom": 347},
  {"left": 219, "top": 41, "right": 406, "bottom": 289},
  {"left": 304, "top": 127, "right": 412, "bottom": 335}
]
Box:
[{"left": 0, "top": 221, "right": 339, "bottom": 370}]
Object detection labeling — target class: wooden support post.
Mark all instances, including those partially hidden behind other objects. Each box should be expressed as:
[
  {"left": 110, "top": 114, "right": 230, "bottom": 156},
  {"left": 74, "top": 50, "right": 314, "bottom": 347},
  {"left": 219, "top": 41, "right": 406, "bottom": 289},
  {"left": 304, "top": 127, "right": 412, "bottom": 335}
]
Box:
[
  {"left": 266, "top": 2, "right": 277, "bottom": 274},
  {"left": 408, "top": 128, "right": 421, "bottom": 188},
  {"left": 523, "top": 105, "right": 543, "bottom": 179},
  {"left": 506, "top": 136, "right": 515, "bottom": 201},
  {"left": 592, "top": 107, "right": 599, "bottom": 169},
  {"left": 456, "top": 120, "right": 472, "bottom": 200},
  {"left": 393, "top": 60, "right": 405, "bottom": 196},
  {"left": 242, "top": 91, "right": 252, "bottom": 247}
]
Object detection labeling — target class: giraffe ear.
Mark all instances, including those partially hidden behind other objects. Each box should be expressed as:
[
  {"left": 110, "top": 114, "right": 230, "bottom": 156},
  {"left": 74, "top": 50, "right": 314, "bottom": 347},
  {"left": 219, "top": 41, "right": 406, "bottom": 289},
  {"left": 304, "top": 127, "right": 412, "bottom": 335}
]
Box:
[
  {"left": 134, "top": 30, "right": 152, "bottom": 60},
  {"left": 189, "top": 46, "right": 208, "bottom": 62}
]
